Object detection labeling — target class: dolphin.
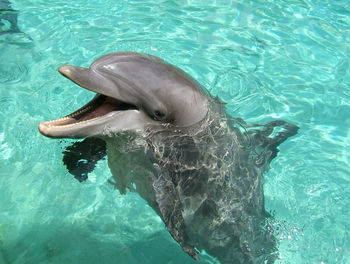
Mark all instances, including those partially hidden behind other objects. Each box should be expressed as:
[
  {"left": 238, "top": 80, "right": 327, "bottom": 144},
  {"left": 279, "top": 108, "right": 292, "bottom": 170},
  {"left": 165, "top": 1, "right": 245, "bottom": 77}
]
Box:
[{"left": 38, "top": 52, "right": 298, "bottom": 263}]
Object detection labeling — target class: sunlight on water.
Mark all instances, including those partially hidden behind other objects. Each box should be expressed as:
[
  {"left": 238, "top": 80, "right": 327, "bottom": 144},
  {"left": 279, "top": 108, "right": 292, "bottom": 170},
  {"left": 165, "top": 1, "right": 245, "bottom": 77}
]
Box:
[{"left": 0, "top": 0, "right": 349, "bottom": 263}]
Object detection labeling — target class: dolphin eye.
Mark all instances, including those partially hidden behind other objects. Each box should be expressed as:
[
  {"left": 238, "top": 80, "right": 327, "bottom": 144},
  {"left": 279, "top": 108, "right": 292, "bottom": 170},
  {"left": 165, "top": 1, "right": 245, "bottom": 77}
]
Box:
[{"left": 153, "top": 110, "right": 165, "bottom": 121}]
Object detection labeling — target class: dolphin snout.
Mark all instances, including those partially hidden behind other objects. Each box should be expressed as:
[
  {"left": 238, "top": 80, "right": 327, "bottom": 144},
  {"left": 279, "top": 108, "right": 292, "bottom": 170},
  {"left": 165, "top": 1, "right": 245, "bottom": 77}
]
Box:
[{"left": 58, "top": 65, "right": 75, "bottom": 78}]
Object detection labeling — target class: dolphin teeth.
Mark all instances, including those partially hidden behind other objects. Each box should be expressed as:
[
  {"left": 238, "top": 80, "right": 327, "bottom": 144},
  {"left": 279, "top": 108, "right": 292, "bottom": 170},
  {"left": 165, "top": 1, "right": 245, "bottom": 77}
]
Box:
[
  {"left": 68, "top": 105, "right": 93, "bottom": 118},
  {"left": 39, "top": 94, "right": 137, "bottom": 133},
  {"left": 44, "top": 105, "right": 95, "bottom": 126},
  {"left": 39, "top": 98, "right": 98, "bottom": 129},
  {"left": 46, "top": 116, "right": 69, "bottom": 124},
  {"left": 49, "top": 116, "right": 102, "bottom": 128}
]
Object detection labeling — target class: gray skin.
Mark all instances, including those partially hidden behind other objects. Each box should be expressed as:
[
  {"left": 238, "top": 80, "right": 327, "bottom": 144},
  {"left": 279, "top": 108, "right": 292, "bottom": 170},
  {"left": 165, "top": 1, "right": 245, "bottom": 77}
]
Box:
[
  {"left": 39, "top": 52, "right": 298, "bottom": 263},
  {"left": 39, "top": 52, "right": 208, "bottom": 138}
]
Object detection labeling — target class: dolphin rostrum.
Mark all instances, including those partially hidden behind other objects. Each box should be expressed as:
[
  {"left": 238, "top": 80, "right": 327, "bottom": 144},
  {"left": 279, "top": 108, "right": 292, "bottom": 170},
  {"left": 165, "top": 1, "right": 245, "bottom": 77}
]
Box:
[{"left": 38, "top": 52, "right": 298, "bottom": 263}]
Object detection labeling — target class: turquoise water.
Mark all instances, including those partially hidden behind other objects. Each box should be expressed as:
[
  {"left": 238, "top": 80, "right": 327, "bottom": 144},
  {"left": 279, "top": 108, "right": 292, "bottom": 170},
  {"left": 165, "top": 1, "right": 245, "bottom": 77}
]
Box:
[{"left": 0, "top": 0, "right": 349, "bottom": 263}]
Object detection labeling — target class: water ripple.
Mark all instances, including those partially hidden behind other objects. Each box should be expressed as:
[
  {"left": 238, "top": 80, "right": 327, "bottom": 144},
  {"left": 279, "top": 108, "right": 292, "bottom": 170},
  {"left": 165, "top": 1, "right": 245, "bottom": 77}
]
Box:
[{"left": 0, "top": 62, "right": 28, "bottom": 84}]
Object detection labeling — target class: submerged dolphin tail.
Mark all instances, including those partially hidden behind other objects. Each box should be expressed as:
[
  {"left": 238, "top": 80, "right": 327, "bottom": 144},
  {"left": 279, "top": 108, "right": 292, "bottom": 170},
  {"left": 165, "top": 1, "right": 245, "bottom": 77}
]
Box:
[{"left": 247, "top": 120, "right": 299, "bottom": 166}]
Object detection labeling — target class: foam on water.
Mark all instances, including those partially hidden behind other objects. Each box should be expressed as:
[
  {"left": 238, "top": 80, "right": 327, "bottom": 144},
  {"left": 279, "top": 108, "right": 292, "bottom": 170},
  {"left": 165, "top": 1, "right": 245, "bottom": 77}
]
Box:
[{"left": 0, "top": 0, "right": 349, "bottom": 263}]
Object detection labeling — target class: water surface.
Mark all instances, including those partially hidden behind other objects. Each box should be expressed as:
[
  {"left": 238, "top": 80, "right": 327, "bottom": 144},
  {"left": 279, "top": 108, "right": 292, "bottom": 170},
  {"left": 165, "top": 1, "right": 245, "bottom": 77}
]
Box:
[{"left": 0, "top": 0, "right": 349, "bottom": 263}]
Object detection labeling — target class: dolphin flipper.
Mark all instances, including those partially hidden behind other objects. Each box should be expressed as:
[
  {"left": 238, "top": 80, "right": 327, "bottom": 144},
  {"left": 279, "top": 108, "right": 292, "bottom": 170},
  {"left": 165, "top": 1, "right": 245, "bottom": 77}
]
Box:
[
  {"left": 152, "top": 172, "right": 199, "bottom": 261},
  {"left": 262, "top": 120, "right": 299, "bottom": 148},
  {"left": 247, "top": 120, "right": 299, "bottom": 166},
  {"left": 62, "top": 138, "right": 107, "bottom": 181}
]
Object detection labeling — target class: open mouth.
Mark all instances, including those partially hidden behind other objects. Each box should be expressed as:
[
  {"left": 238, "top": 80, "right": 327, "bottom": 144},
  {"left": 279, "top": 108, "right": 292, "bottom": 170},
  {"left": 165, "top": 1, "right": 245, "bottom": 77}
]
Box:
[{"left": 38, "top": 94, "right": 137, "bottom": 134}]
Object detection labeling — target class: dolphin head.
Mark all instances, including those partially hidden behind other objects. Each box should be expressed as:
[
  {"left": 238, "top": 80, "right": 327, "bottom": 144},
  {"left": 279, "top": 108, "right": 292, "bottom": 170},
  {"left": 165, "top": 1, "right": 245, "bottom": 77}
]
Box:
[{"left": 38, "top": 52, "right": 209, "bottom": 138}]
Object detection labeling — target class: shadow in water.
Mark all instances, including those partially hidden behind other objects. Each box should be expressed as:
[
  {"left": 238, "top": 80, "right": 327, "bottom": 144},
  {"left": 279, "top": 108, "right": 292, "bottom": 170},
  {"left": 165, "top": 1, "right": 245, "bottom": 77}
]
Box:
[
  {"left": 0, "top": 0, "right": 21, "bottom": 35},
  {"left": 62, "top": 138, "right": 107, "bottom": 182}
]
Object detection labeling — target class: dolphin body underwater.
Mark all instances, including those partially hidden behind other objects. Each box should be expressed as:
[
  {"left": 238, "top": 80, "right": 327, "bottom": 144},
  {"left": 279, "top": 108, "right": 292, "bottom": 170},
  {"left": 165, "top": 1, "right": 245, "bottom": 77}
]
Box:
[{"left": 38, "top": 52, "right": 298, "bottom": 263}]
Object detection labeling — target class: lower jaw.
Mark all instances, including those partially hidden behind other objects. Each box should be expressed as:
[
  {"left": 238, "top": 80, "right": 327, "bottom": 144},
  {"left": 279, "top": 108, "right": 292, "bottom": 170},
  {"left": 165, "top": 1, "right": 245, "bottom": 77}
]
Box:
[{"left": 39, "top": 95, "right": 126, "bottom": 128}]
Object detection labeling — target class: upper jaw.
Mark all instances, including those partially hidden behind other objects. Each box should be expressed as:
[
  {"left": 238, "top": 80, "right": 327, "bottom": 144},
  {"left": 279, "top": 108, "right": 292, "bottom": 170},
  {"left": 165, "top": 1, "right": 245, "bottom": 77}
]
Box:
[{"left": 58, "top": 65, "right": 126, "bottom": 103}]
